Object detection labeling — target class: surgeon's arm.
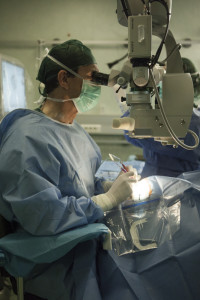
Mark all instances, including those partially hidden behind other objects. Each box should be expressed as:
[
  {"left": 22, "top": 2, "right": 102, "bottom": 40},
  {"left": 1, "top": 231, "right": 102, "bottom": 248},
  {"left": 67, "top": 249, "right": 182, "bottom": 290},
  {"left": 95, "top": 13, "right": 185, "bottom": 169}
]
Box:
[{"left": 0, "top": 139, "right": 103, "bottom": 236}]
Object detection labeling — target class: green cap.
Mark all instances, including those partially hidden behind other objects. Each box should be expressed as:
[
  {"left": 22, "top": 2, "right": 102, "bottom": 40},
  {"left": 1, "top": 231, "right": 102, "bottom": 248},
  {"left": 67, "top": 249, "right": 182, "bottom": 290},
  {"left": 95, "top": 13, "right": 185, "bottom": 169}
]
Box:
[
  {"left": 182, "top": 57, "right": 200, "bottom": 102},
  {"left": 37, "top": 39, "right": 96, "bottom": 84},
  {"left": 182, "top": 57, "right": 197, "bottom": 74}
]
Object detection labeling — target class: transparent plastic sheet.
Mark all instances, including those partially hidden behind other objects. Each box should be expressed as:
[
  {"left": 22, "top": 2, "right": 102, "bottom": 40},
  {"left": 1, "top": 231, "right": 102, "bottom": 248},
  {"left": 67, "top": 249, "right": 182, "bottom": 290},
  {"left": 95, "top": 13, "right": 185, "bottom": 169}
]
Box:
[{"left": 103, "top": 176, "right": 182, "bottom": 256}]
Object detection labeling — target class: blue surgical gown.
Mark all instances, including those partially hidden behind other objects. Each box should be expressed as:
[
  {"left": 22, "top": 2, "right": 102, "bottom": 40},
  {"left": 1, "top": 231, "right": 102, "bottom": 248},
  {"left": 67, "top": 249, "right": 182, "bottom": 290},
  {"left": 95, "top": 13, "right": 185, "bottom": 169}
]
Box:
[
  {"left": 124, "top": 107, "right": 200, "bottom": 178},
  {"left": 0, "top": 109, "right": 107, "bottom": 298},
  {"left": 1, "top": 109, "right": 200, "bottom": 299},
  {"left": 0, "top": 108, "right": 105, "bottom": 234}
]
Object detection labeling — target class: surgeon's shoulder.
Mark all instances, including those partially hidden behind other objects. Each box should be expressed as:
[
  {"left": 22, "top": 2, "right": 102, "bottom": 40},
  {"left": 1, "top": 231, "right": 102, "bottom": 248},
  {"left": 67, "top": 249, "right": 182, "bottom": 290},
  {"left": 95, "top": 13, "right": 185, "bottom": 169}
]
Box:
[
  {"left": 1, "top": 109, "right": 33, "bottom": 130},
  {"left": 1, "top": 109, "right": 46, "bottom": 135}
]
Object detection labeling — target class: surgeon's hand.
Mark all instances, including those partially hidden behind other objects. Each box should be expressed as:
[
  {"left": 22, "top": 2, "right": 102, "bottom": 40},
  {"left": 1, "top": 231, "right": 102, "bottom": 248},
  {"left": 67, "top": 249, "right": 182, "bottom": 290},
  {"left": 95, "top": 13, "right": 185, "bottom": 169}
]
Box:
[
  {"left": 92, "top": 171, "right": 135, "bottom": 211},
  {"left": 118, "top": 165, "right": 141, "bottom": 181},
  {"left": 102, "top": 166, "right": 140, "bottom": 193}
]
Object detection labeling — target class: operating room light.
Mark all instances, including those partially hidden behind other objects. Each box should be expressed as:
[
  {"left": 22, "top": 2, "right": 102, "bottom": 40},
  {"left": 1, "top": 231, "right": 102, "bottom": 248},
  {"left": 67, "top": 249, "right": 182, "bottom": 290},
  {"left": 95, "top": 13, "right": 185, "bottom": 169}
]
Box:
[{"left": 131, "top": 178, "right": 152, "bottom": 201}]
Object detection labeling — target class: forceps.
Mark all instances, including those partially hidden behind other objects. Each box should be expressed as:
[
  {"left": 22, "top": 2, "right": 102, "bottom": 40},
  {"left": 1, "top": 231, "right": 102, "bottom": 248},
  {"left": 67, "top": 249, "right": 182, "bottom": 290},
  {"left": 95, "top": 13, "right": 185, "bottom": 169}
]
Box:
[{"left": 109, "top": 153, "right": 128, "bottom": 173}]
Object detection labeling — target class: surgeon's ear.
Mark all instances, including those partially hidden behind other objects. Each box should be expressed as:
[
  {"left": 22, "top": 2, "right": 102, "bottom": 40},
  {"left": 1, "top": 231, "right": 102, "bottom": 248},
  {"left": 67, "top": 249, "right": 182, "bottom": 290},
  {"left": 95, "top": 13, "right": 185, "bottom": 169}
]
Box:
[{"left": 57, "top": 70, "right": 69, "bottom": 89}]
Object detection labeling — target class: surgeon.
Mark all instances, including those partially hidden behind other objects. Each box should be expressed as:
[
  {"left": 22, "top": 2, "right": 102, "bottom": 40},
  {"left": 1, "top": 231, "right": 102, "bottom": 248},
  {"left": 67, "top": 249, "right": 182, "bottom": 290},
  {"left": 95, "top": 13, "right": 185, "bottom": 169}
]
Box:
[
  {"left": 123, "top": 57, "right": 200, "bottom": 178},
  {"left": 0, "top": 39, "right": 136, "bottom": 299}
]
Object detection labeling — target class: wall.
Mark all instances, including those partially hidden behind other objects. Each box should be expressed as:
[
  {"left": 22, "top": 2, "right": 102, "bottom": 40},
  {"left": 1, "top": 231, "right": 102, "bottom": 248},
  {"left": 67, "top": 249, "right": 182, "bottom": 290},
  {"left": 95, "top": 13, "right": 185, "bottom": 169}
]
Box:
[
  {"left": 0, "top": 0, "right": 128, "bottom": 114},
  {"left": 0, "top": 0, "right": 200, "bottom": 160}
]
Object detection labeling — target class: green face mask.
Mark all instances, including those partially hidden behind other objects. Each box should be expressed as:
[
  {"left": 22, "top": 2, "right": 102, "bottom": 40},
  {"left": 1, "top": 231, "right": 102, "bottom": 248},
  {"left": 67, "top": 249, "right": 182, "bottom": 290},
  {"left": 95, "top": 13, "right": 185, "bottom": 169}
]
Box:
[{"left": 73, "top": 80, "right": 101, "bottom": 113}]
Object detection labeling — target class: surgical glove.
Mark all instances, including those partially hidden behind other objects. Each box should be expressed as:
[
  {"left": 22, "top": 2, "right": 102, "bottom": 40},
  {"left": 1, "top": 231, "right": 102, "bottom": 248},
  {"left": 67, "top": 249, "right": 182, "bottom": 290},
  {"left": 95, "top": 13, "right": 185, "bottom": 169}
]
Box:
[
  {"left": 126, "top": 165, "right": 141, "bottom": 181},
  {"left": 92, "top": 171, "right": 135, "bottom": 211},
  {"left": 102, "top": 180, "right": 113, "bottom": 192},
  {"left": 118, "top": 165, "right": 141, "bottom": 181}
]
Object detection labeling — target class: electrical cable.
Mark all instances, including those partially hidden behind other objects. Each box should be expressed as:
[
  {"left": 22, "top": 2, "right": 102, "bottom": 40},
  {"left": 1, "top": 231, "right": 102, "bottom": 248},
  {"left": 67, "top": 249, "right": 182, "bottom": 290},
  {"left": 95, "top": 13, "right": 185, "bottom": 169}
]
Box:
[
  {"left": 120, "top": 0, "right": 130, "bottom": 19},
  {"left": 107, "top": 53, "right": 128, "bottom": 69},
  {"left": 150, "top": 0, "right": 170, "bottom": 68},
  {"left": 149, "top": 68, "right": 199, "bottom": 150},
  {"left": 159, "top": 43, "right": 182, "bottom": 65}
]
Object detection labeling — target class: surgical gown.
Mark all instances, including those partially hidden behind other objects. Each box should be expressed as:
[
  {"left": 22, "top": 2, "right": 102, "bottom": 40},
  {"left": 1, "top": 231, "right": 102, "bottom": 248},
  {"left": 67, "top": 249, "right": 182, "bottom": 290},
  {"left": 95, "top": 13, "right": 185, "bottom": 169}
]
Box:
[
  {"left": 0, "top": 109, "right": 105, "bottom": 299},
  {"left": 1, "top": 110, "right": 200, "bottom": 299},
  {"left": 124, "top": 107, "right": 200, "bottom": 178}
]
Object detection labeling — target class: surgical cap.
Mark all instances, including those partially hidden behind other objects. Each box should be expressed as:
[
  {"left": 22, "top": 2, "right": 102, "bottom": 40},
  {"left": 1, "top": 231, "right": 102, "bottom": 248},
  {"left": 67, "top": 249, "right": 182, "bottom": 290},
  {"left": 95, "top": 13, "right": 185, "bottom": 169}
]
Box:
[
  {"left": 182, "top": 57, "right": 197, "bottom": 74},
  {"left": 37, "top": 39, "right": 97, "bottom": 84},
  {"left": 182, "top": 57, "right": 200, "bottom": 102}
]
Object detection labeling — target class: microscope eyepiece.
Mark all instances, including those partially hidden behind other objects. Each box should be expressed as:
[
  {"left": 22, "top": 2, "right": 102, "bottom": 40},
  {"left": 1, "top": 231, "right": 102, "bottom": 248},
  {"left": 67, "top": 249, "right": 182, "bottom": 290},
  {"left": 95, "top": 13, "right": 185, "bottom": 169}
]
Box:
[{"left": 91, "top": 71, "right": 109, "bottom": 86}]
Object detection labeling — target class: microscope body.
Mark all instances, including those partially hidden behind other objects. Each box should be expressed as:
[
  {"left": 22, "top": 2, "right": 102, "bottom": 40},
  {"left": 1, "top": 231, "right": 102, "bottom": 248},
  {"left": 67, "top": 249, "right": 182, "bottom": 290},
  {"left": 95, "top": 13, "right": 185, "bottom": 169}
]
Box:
[
  {"left": 113, "top": 0, "right": 194, "bottom": 145},
  {"left": 91, "top": 0, "right": 196, "bottom": 148}
]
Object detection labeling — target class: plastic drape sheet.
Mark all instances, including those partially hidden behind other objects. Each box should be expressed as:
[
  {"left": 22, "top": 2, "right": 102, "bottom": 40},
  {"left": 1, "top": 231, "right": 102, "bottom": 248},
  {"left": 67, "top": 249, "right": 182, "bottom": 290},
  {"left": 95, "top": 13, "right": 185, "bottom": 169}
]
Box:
[
  {"left": 97, "top": 174, "right": 200, "bottom": 300},
  {"left": 104, "top": 176, "right": 182, "bottom": 256}
]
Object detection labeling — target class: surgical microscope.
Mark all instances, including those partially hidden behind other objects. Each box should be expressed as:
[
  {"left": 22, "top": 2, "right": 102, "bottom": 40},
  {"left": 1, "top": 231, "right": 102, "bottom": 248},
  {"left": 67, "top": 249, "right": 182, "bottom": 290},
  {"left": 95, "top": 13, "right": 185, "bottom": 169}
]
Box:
[{"left": 92, "top": 0, "right": 199, "bottom": 150}]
